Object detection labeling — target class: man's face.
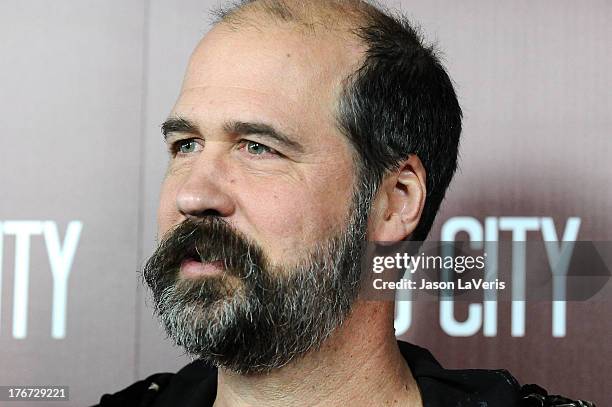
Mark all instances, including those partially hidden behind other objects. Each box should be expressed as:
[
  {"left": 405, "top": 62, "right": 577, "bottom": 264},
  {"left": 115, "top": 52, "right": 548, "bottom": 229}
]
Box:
[
  {"left": 158, "top": 24, "right": 363, "bottom": 262},
  {"left": 146, "top": 23, "right": 372, "bottom": 372}
]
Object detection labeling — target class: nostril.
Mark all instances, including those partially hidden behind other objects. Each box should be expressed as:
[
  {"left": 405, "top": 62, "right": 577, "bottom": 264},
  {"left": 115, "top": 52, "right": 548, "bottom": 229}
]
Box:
[
  {"left": 182, "top": 209, "right": 223, "bottom": 221},
  {"left": 175, "top": 176, "right": 236, "bottom": 219},
  {"left": 200, "top": 209, "right": 222, "bottom": 217}
]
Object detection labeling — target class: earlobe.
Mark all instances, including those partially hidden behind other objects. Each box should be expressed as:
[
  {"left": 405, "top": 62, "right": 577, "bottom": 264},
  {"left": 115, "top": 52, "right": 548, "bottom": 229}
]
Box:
[{"left": 370, "top": 155, "right": 426, "bottom": 242}]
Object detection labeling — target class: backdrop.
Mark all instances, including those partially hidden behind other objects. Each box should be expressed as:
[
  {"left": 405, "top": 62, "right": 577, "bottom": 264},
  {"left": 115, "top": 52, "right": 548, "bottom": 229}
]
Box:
[{"left": 0, "top": 1, "right": 610, "bottom": 405}]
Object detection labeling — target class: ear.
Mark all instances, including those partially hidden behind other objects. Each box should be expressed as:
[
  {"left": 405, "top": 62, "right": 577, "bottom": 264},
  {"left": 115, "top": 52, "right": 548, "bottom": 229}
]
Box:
[{"left": 368, "top": 155, "right": 426, "bottom": 242}]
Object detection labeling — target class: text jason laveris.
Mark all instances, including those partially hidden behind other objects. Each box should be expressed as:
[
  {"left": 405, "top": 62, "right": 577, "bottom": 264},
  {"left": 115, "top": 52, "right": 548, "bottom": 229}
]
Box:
[{"left": 373, "top": 278, "right": 506, "bottom": 291}]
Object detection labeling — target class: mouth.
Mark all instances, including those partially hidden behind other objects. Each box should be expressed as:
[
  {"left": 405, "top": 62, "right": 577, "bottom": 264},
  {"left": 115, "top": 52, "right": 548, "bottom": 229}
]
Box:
[
  {"left": 178, "top": 244, "right": 226, "bottom": 278},
  {"left": 179, "top": 257, "right": 225, "bottom": 278}
]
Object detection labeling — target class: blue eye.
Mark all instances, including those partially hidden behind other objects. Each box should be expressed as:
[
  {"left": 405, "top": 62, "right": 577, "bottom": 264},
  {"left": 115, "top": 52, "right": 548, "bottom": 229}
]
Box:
[
  {"left": 245, "top": 141, "right": 272, "bottom": 155},
  {"left": 179, "top": 140, "right": 197, "bottom": 154},
  {"left": 171, "top": 139, "right": 200, "bottom": 156}
]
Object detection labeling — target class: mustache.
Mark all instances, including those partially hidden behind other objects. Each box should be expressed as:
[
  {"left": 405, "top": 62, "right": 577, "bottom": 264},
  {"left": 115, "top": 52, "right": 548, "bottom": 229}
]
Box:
[{"left": 143, "top": 217, "right": 265, "bottom": 287}]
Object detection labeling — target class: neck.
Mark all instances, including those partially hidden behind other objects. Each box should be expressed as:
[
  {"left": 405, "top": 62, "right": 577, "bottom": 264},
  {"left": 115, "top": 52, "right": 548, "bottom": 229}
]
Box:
[{"left": 212, "top": 301, "right": 422, "bottom": 407}]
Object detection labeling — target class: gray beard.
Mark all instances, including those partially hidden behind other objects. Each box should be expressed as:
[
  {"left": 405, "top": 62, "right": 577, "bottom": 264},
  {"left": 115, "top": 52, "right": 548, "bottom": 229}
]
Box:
[{"left": 143, "top": 188, "right": 372, "bottom": 374}]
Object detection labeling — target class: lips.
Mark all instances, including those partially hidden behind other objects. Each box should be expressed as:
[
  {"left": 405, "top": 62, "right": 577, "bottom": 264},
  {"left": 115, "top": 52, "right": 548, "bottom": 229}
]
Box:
[
  {"left": 180, "top": 242, "right": 220, "bottom": 265},
  {"left": 180, "top": 258, "right": 225, "bottom": 278}
]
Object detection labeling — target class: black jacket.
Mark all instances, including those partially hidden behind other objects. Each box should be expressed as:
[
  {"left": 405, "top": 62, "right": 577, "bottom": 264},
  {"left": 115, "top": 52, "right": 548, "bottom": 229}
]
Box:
[{"left": 94, "top": 341, "right": 594, "bottom": 406}]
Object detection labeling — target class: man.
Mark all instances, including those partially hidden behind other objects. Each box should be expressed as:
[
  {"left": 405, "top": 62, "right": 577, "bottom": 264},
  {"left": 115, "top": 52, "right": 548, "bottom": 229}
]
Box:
[{"left": 96, "top": 1, "right": 594, "bottom": 406}]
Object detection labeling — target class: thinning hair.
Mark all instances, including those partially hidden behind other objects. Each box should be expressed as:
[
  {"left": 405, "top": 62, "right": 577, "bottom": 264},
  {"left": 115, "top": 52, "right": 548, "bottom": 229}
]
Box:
[
  {"left": 213, "top": 0, "right": 377, "bottom": 30},
  {"left": 212, "top": 0, "right": 462, "bottom": 241}
]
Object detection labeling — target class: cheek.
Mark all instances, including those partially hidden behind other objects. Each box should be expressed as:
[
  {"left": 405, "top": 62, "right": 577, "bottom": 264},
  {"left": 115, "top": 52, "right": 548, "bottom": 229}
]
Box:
[
  {"left": 157, "top": 176, "right": 181, "bottom": 238},
  {"left": 237, "top": 170, "right": 354, "bottom": 260}
]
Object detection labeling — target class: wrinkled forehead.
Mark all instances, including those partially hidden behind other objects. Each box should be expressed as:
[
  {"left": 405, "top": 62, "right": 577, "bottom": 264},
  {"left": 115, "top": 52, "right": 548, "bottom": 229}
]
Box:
[{"left": 174, "top": 23, "right": 364, "bottom": 132}]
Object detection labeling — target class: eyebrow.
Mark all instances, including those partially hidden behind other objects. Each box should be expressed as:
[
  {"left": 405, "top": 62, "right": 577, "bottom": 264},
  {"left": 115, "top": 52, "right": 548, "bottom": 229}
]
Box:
[
  {"left": 161, "top": 116, "right": 304, "bottom": 154},
  {"left": 161, "top": 117, "right": 200, "bottom": 139},
  {"left": 223, "top": 121, "right": 304, "bottom": 153}
]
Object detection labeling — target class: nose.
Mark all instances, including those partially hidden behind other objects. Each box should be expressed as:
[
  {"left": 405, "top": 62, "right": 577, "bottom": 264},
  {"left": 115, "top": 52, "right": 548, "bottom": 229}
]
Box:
[{"left": 175, "top": 155, "right": 235, "bottom": 220}]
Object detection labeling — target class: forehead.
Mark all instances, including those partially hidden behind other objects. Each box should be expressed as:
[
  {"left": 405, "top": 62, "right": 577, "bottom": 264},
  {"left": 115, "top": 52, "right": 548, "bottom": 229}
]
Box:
[{"left": 174, "top": 22, "right": 364, "bottom": 136}]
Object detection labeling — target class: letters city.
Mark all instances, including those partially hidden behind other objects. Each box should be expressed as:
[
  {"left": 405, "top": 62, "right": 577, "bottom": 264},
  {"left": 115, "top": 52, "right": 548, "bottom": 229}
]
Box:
[{"left": 0, "top": 216, "right": 579, "bottom": 339}]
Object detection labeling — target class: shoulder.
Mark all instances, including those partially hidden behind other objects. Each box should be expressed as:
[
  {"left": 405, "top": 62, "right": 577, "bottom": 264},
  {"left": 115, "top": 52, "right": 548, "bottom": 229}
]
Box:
[
  {"left": 92, "top": 360, "right": 217, "bottom": 407},
  {"left": 92, "top": 372, "right": 174, "bottom": 407},
  {"left": 399, "top": 341, "right": 521, "bottom": 406},
  {"left": 397, "top": 341, "right": 596, "bottom": 407}
]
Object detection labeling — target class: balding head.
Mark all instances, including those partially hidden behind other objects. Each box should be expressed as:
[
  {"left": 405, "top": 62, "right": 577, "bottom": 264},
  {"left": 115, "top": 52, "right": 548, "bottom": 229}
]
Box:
[
  {"left": 208, "top": 0, "right": 462, "bottom": 242},
  {"left": 213, "top": 0, "right": 381, "bottom": 34}
]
